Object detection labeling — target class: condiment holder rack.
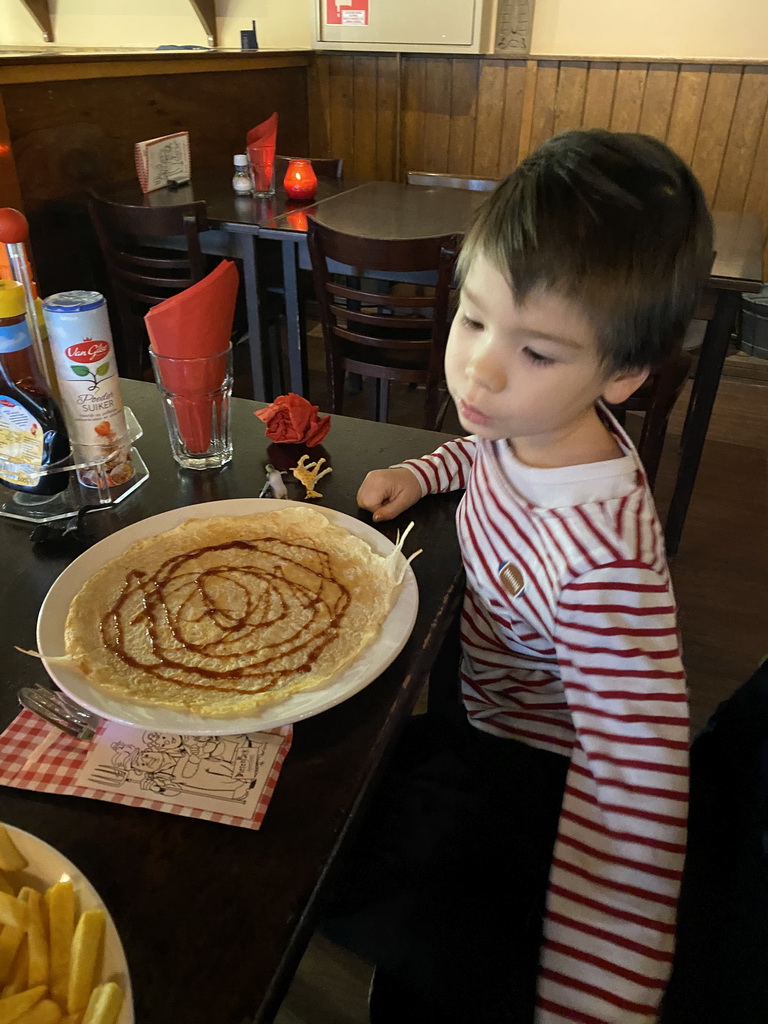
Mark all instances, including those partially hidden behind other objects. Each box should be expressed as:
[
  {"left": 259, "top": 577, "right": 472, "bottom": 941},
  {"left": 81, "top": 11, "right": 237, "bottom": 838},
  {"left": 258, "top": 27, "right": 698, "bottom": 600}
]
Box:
[{"left": 0, "top": 407, "right": 148, "bottom": 524}]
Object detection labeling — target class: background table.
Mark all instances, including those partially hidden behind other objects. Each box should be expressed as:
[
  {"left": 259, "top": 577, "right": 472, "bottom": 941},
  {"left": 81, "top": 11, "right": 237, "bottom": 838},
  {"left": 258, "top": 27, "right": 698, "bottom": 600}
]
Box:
[
  {"left": 0, "top": 379, "right": 463, "bottom": 1024},
  {"left": 664, "top": 211, "right": 763, "bottom": 555}
]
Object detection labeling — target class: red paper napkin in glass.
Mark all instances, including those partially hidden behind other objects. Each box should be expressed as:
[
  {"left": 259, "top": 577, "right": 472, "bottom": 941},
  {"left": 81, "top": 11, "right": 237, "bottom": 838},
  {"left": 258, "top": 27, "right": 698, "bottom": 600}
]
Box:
[
  {"left": 145, "top": 260, "right": 239, "bottom": 453},
  {"left": 246, "top": 112, "right": 278, "bottom": 193},
  {"left": 255, "top": 393, "right": 331, "bottom": 446}
]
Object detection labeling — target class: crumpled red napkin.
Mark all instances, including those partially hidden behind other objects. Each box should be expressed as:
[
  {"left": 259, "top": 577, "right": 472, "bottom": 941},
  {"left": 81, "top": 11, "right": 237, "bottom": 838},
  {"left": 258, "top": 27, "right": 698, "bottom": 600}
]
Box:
[{"left": 254, "top": 393, "right": 331, "bottom": 446}]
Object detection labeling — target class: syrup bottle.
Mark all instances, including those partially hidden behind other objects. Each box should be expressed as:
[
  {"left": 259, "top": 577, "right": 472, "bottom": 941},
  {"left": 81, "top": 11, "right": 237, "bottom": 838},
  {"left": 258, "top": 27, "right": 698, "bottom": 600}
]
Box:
[{"left": 0, "top": 280, "right": 71, "bottom": 495}]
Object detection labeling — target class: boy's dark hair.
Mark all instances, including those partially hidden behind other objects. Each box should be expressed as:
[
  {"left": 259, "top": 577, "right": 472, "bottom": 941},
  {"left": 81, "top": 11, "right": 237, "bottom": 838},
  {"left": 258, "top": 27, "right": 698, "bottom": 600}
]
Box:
[{"left": 458, "top": 130, "right": 713, "bottom": 372}]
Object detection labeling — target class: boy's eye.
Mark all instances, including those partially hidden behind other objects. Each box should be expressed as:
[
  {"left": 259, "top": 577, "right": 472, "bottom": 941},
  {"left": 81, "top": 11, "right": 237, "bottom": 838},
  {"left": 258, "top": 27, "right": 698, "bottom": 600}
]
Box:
[
  {"left": 461, "top": 315, "right": 483, "bottom": 331},
  {"left": 523, "top": 347, "right": 555, "bottom": 366}
]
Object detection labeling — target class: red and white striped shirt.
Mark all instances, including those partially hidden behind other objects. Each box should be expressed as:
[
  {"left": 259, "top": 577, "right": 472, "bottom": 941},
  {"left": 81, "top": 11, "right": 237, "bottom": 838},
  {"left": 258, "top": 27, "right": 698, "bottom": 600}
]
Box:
[{"left": 399, "top": 417, "right": 688, "bottom": 1024}]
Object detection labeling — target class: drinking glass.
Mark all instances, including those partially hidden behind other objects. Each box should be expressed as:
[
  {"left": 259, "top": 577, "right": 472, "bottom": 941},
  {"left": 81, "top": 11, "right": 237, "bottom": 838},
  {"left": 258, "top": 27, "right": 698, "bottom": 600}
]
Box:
[{"left": 150, "top": 347, "right": 233, "bottom": 470}]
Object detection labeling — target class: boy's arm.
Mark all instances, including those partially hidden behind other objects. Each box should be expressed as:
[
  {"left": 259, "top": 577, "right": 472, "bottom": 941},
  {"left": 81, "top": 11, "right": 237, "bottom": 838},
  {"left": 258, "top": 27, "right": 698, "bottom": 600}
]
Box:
[
  {"left": 394, "top": 436, "right": 478, "bottom": 495},
  {"left": 539, "top": 561, "right": 688, "bottom": 1024}
]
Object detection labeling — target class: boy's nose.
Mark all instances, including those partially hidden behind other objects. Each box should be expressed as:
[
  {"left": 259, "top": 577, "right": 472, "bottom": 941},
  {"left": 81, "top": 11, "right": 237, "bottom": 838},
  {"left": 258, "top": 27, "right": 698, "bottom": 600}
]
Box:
[{"left": 466, "top": 345, "right": 505, "bottom": 393}]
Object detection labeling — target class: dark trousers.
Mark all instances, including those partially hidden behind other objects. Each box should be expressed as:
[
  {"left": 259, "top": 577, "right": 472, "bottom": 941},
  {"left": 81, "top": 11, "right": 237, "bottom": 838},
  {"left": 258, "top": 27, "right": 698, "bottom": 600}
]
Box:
[{"left": 320, "top": 709, "right": 569, "bottom": 1024}]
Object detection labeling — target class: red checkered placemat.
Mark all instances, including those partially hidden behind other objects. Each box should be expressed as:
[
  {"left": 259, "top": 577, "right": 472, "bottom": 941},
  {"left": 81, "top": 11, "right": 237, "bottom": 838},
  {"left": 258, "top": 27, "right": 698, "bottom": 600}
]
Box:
[{"left": 0, "top": 710, "right": 292, "bottom": 831}]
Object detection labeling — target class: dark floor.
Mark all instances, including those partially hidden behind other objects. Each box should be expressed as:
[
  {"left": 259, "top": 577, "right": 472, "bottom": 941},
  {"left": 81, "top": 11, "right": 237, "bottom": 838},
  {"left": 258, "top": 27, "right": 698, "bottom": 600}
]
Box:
[{"left": 261, "top": 331, "right": 767, "bottom": 1024}]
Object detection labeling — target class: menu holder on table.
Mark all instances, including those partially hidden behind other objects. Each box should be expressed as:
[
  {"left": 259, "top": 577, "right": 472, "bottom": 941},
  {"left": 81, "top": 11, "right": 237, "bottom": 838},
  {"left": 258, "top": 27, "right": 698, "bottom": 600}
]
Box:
[
  {"left": 134, "top": 131, "right": 191, "bottom": 194},
  {"left": 0, "top": 711, "right": 292, "bottom": 830}
]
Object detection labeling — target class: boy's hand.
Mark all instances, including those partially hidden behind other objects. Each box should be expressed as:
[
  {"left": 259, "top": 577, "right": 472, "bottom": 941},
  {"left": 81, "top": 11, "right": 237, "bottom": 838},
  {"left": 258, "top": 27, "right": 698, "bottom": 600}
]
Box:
[{"left": 357, "top": 468, "right": 423, "bottom": 522}]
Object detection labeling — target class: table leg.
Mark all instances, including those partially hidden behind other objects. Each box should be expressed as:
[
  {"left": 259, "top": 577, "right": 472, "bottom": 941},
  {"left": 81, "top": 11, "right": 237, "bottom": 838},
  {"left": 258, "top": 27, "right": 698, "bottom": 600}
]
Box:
[
  {"left": 236, "top": 233, "right": 267, "bottom": 402},
  {"left": 281, "top": 239, "right": 308, "bottom": 396},
  {"left": 664, "top": 289, "right": 740, "bottom": 557}
]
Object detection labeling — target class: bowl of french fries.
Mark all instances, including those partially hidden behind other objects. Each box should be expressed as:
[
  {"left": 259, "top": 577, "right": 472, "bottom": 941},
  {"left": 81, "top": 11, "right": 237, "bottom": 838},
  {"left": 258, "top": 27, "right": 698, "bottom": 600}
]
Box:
[{"left": 0, "top": 822, "right": 132, "bottom": 1024}]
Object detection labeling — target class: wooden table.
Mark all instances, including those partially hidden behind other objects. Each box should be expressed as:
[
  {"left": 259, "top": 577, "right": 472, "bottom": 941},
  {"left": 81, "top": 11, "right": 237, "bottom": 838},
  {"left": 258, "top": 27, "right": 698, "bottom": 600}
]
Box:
[{"left": 0, "top": 379, "right": 463, "bottom": 1024}]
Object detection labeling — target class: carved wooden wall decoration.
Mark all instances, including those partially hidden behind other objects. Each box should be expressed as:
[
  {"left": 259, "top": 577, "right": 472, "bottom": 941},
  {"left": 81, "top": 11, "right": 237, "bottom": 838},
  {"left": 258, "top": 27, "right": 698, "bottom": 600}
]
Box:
[{"left": 494, "top": 0, "right": 535, "bottom": 55}]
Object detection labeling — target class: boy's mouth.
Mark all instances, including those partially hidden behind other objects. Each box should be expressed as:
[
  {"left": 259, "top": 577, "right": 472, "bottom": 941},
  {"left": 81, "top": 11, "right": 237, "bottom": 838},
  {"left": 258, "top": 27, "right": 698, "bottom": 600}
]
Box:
[{"left": 458, "top": 399, "right": 492, "bottom": 427}]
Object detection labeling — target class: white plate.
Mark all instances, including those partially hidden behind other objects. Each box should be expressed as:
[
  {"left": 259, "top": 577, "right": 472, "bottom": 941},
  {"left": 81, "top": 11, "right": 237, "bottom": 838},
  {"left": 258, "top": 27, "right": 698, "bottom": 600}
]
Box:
[
  {"left": 37, "top": 499, "right": 419, "bottom": 735},
  {"left": 6, "top": 823, "right": 134, "bottom": 1024}
]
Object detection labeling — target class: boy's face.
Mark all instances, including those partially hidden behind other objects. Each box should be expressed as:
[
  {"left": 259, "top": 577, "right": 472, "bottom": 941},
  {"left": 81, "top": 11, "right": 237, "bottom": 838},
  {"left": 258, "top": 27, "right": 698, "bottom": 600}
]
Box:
[{"left": 445, "top": 255, "right": 644, "bottom": 451}]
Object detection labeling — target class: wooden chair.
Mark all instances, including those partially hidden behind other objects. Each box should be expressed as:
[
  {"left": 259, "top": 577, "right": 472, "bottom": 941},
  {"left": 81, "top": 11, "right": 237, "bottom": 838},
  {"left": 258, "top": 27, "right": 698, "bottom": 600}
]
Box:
[
  {"left": 608, "top": 351, "right": 692, "bottom": 492},
  {"left": 89, "top": 194, "right": 209, "bottom": 379},
  {"left": 307, "top": 218, "right": 459, "bottom": 430},
  {"left": 274, "top": 156, "right": 344, "bottom": 183},
  {"left": 406, "top": 171, "right": 498, "bottom": 192}
]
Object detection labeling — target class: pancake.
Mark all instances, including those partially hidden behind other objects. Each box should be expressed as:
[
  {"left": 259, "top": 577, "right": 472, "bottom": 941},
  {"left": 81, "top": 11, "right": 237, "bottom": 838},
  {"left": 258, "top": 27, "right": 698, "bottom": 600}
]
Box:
[{"left": 64, "top": 507, "right": 401, "bottom": 717}]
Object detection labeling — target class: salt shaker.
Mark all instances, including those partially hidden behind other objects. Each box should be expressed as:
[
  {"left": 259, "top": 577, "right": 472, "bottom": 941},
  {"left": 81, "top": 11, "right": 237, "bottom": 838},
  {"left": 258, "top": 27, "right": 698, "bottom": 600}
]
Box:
[{"left": 232, "top": 154, "right": 253, "bottom": 195}]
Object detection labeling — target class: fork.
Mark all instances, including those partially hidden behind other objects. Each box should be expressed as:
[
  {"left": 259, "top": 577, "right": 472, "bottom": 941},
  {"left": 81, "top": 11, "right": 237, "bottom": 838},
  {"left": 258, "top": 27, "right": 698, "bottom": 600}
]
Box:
[{"left": 17, "top": 684, "right": 101, "bottom": 741}]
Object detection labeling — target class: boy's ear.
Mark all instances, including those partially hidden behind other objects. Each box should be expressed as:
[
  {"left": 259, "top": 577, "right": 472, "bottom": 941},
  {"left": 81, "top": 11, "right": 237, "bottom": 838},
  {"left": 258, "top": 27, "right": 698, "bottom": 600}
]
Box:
[{"left": 601, "top": 366, "right": 650, "bottom": 406}]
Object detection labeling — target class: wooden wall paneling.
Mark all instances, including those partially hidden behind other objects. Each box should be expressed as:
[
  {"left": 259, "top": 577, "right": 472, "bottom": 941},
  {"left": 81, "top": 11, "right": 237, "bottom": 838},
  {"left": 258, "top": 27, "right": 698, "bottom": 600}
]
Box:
[
  {"left": 552, "top": 61, "right": 588, "bottom": 135},
  {"left": 0, "top": 92, "right": 23, "bottom": 211},
  {"left": 328, "top": 56, "right": 355, "bottom": 175},
  {"left": 690, "top": 65, "right": 743, "bottom": 206},
  {"left": 4, "top": 67, "right": 310, "bottom": 206},
  {"left": 375, "top": 55, "right": 399, "bottom": 181},
  {"left": 308, "top": 55, "right": 332, "bottom": 159},
  {"left": 714, "top": 66, "right": 768, "bottom": 214},
  {"left": 666, "top": 64, "right": 710, "bottom": 163},
  {"left": 581, "top": 61, "right": 618, "bottom": 130},
  {"left": 473, "top": 59, "right": 507, "bottom": 177},
  {"left": 610, "top": 62, "right": 648, "bottom": 132},
  {"left": 447, "top": 58, "right": 479, "bottom": 177},
  {"left": 743, "top": 90, "right": 768, "bottom": 277},
  {"left": 421, "top": 57, "right": 453, "bottom": 174},
  {"left": 638, "top": 63, "right": 679, "bottom": 140},
  {"left": 516, "top": 59, "right": 539, "bottom": 162},
  {"left": 352, "top": 55, "right": 378, "bottom": 181},
  {"left": 400, "top": 56, "right": 426, "bottom": 180},
  {"left": 498, "top": 60, "right": 528, "bottom": 175},
  {"left": 527, "top": 59, "right": 559, "bottom": 153}
]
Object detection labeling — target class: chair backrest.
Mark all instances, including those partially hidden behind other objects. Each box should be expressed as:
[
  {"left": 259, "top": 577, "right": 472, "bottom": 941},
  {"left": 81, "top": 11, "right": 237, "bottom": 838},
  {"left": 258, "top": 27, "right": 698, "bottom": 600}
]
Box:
[
  {"left": 88, "top": 193, "right": 210, "bottom": 377},
  {"left": 307, "top": 218, "right": 458, "bottom": 428},
  {"left": 274, "top": 156, "right": 344, "bottom": 184},
  {"left": 89, "top": 194, "right": 209, "bottom": 309},
  {"left": 406, "top": 171, "right": 498, "bottom": 192}
]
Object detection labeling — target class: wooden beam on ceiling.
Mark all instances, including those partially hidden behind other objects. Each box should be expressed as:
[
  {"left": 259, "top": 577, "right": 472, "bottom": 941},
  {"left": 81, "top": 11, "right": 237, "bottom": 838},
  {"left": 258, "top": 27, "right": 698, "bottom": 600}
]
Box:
[
  {"left": 187, "top": 0, "right": 218, "bottom": 48},
  {"left": 19, "top": 0, "right": 53, "bottom": 42}
]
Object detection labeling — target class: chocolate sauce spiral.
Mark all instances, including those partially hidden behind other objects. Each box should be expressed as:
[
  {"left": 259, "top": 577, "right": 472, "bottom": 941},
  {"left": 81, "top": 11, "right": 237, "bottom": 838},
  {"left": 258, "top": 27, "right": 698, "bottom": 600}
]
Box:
[{"left": 99, "top": 537, "right": 351, "bottom": 695}]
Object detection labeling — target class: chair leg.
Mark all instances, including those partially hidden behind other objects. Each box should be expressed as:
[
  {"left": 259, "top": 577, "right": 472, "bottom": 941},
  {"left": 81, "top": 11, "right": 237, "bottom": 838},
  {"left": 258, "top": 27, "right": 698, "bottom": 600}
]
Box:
[
  {"left": 362, "top": 378, "right": 390, "bottom": 422},
  {"left": 425, "top": 381, "right": 444, "bottom": 431},
  {"left": 328, "top": 354, "right": 346, "bottom": 414},
  {"left": 637, "top": 413, "right": 669, "bottom": 491},
  {"left": 376, "top": 378, "right": 390, "bottom": 423},
  {"left": 266, "top": 322, "right": 286, "bottom": 400}
]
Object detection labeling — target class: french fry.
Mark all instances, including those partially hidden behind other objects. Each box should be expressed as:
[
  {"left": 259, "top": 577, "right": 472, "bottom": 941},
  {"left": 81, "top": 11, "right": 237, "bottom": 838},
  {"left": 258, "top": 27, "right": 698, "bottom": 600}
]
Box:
[
  {"left": 16, "top": 891, "right": 47, "bottom": 991},
  {"left": 0, "top": 827, "right": 27, "bottom": 873},
  {"left": 0, "top": 985, "right": 46, "bottom": 1023},
  {"left": 81, "top": 983, "right": 122, "bottom": 1024},
  {"left": 0, "top": 929, "right": 24, "bottom": 987},
  {"left": 0, "top": 895, "right": 28, "bottom": 932},
  {"left": 14, "top": 998, "right": 62, "bottom": 1024},
  {"left": 45, "top": 880, "right": 75, "bottom": 1008},
  {"left": 2, "top": 939, "right": 28, "bottom": 997},
  {"left": 0, "top": 827, "right": 123, "bottom": 1024},
  {"left": 66, "top": 911, "right": 104, "bottom": 1015}
]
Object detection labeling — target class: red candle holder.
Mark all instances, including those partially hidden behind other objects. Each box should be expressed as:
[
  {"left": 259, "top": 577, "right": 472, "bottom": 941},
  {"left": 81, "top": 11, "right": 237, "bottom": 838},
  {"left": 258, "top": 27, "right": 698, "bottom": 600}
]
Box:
[{"left": 283, "top": 159, "right": 318, "bottom": 202}]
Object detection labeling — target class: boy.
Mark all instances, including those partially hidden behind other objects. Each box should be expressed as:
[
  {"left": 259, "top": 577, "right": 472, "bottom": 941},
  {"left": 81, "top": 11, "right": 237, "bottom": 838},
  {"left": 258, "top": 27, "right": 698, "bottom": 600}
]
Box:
[{"left": 332, "top": 130, "right": 713, "bottom": 1024}]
